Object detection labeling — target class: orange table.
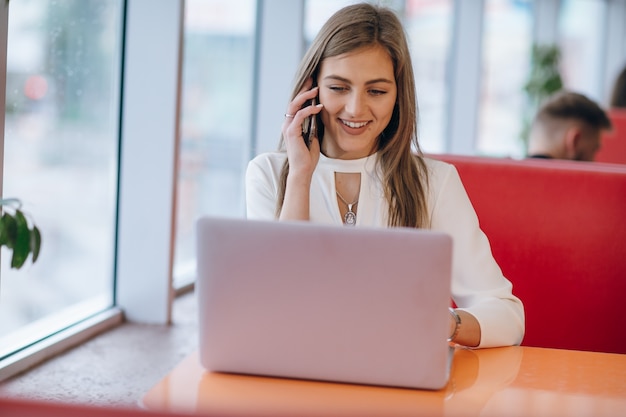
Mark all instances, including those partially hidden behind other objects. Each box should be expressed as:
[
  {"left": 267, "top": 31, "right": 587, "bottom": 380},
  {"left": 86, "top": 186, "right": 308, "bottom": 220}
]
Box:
[{"left": 142, "top": 347, "right": 626, "bottom": 417}]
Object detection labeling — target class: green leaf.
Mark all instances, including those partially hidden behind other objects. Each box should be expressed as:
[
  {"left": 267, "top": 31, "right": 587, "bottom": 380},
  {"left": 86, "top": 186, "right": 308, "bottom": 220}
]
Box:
[
  {"left": 31, "top": 225, "right": 42, "bottom": 263},
  {"left": 0, "top": 217, "right": 8, "bottom": 246},
  {"left": 544, "top": 75, "right": 563, "bottom": 93},
  {"left": 0, "top": 200, "right": 42, "bottom": 268},
  {"left": 1, "top": 213, "right": 17, "bottom": 249},
  {"left": 11, "top": 210, "right": 31, "bottom": 269}
]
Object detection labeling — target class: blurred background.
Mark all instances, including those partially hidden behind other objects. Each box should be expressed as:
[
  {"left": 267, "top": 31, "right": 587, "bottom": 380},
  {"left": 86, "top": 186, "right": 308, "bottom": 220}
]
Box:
[{"left": 1, "top": 0, "right": 624, "bottom": 361}]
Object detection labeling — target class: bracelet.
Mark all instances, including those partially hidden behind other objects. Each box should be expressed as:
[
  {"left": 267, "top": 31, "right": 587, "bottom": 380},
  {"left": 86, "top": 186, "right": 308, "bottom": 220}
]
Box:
[{"left": 448, "top": 308, "right": 462, "bottom": 342}]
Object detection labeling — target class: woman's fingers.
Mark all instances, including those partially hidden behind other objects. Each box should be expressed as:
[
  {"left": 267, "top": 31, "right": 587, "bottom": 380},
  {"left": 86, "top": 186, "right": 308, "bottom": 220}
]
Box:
[
  {"left": 279, "top": 82, "right": 323, "bottom": 206},
  {"left": 282, "top": 84, "right": 322, "bottom": 143},
  {"left": 283, "top": 87, "right": 319, "bottom": 124},
  {"left": 283, "top": 102, "right": 323, "bottom": 137}
]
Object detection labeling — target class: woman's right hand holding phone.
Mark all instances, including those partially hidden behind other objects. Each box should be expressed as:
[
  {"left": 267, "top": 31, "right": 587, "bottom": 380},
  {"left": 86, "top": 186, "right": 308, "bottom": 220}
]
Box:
[
  {"left": 280, "top": 81, "right": 324, "bottom": 221},
  {"left": 282, "top": 82, "right": 323, "bottom": 177}
]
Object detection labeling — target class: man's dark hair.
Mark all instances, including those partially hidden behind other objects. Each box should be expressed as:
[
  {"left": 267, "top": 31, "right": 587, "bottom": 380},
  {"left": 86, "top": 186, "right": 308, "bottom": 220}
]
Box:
[{"left": 536, "top": 90, "right": 612, "bottom": 131}]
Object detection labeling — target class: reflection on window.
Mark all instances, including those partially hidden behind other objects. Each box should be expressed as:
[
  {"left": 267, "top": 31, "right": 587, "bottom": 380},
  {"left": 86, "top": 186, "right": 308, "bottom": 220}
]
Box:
[
  {"left": 0, "top": 0, "right": 123, "bottom": 358},
  {"left": 558, "top": 0, "right": 606, "bottom": 101},
  {"left": 173, "top": 0, "right": 256, "bottom": 287},
  {"left": 478, "top": 0, "right": 532, "bottom": 157}
]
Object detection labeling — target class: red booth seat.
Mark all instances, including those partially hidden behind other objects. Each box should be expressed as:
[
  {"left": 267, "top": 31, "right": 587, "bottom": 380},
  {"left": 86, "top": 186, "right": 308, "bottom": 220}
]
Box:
[
  {"left": 432, "top": 154, "right": 626, "bottom": 354},
  {"left": 595, "top": 109, "right": 626, "bottom": 164}
]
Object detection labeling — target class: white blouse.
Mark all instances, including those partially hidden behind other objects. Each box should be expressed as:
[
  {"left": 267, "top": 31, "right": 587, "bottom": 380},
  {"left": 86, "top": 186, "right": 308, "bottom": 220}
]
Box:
[{"left": 245, "top": 151, "right": 525, "bottom": 348}]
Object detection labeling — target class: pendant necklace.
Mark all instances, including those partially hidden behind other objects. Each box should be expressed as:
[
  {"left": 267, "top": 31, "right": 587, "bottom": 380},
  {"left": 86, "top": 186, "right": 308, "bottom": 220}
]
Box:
[{"left": 336, "top": 189, "right": 358, "bottom": 226}]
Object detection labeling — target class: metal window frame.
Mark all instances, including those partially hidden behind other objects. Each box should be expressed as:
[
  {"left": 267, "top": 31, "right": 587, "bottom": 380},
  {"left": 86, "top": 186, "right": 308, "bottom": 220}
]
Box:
[
  {"left": 252, "top": 0, "right": 305, "bottom": 156},
  {"left": 115, "top": 0, "right": 184, "bottom": 324},
  {"left": 446, "top": 0, "right": 485, "bottom": 154},
  {"left": 0, "top": 0, "right": 8, "bottom": 200},
  {"left": 602, "top": 0, "right": 626, "bottom": 103}
]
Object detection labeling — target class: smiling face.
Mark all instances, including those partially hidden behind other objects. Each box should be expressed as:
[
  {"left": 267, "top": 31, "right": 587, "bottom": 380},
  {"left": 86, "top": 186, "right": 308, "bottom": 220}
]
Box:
[{"left": 317, "top": 45, "right": 397, "bottom": 159}]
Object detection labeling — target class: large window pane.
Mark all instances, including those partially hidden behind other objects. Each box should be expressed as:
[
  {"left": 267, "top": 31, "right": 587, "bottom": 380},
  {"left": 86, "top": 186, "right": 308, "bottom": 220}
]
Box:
[
  {"left": 404, "top": 0, "right": 453, "bottom": 153},
  {"left": 0, "top": 0, "right": 123, "bottom": 357},
  {"left": 478, "top": 0, "right": 533, "bottom": 157},
  {"left": 558, "top": 0, "right": 606, "bottom": 101},
  {"left": 173, "top": 0, "right": 256, "bottom": 287}
]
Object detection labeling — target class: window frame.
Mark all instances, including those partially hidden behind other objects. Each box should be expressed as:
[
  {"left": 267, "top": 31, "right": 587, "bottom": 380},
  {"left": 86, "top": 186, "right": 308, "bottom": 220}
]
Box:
[
  {"left": 1, "top": 0, "right": 7, "bottom": 198},
  {"left": 0, "top": 0, "right": 184, "bottom": 381},
  {"left": 115, "top": 0, "right": 184, "bottom": 324},
  {"left": 253, "top": 0, "right": 305, "bottom": 155}
]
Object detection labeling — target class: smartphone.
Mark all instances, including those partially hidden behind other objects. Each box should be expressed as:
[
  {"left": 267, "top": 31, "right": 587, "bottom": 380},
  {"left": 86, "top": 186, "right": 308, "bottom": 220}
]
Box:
[
  {"left": 302, "top": 79, "right": 319, "bottom": 147},
  {"left": 302, "top": 97, "right": 317, "bottom": 147}
]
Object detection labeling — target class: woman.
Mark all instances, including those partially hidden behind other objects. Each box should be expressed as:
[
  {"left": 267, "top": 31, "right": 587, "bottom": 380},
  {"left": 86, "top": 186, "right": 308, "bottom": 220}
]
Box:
[{"left": 246, "top": 3, "right": 524, "bottom": 348}]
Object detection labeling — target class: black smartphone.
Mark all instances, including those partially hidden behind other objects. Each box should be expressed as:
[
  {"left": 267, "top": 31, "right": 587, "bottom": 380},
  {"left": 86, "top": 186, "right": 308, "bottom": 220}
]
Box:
[
  {"left": 302, "top": 78, "right": 319, "bottom": 147},
  {"left": 302, "top": 96, "right": 317, "bottom": 147}
]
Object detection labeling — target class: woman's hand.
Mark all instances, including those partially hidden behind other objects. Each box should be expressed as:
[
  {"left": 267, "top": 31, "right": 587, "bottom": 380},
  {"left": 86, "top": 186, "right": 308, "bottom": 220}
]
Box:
[
  {"left": 282, "top": 80, "right": 324, "bottom": 179},
  {"left": 280, "top": 80, "right": 324, "bottom": 221},
  {"left": 448, "top": 309, "right": 481, "bottom": 348}
]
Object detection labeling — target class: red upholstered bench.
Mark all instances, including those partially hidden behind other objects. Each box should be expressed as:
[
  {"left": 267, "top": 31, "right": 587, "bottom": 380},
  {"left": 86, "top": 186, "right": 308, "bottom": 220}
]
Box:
[{"left": 431, "top": 154, "right": 626, "bottom": 354}]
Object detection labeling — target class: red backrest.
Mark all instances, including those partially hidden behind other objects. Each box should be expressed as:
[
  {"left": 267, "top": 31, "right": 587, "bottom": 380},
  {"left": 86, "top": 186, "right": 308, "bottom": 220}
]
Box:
[
  {"left": 595, "top": 109, "right": 626, "bottom": 164},
  {"left": 432, "top": 154, "right": 626, "bottom": 354}
]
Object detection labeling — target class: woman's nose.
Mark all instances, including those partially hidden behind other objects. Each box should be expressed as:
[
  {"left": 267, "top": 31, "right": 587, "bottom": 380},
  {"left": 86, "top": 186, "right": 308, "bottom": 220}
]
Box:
[{"left": 344, "top": 92, "right": 366, "bottom": 116}]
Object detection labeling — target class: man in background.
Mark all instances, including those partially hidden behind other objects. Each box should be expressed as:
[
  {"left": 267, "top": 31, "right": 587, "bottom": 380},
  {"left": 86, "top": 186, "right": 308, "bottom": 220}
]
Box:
[{"left": 527, "top": 91, "right": 612, "bottom": 161}]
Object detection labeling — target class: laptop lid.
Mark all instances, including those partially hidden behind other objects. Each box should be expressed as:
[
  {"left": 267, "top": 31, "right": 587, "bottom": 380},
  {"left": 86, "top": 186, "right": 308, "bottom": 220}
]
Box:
[{"left": 196, "top": 217, "right": 453, "bottom": 390}]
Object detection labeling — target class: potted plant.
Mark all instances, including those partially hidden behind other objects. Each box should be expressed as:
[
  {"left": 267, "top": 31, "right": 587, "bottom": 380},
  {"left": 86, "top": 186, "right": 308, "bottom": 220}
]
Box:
[
  {"left": 0, "top": 198, "right": 41, "bottom": 269},
  {"left": 520, "top": 44, "right": 564, "bottom": 152}
]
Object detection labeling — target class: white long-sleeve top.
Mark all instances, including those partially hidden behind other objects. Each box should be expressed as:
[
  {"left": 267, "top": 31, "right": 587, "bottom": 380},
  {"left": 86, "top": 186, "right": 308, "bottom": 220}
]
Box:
[{"left": 245, "top": 151, "right": 525, "bottom": 348}]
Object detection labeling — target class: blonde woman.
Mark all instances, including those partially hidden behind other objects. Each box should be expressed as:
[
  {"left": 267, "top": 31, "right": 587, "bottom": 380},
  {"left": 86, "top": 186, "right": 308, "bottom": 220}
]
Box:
[{"left": 246, "top": 3, "right": 524, "bottom": 349}]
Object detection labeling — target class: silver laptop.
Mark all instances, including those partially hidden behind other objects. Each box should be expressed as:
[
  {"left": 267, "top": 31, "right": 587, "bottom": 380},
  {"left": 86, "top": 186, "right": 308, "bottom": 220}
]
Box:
[{"left": 196, "top": 217, "right": 454, "bottom": 390}]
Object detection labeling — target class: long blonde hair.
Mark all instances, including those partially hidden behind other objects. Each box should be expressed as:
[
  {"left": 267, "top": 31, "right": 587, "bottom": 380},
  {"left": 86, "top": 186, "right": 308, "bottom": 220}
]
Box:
[{"left": 276, "top": 3, "right": 430, "bottom": 228}]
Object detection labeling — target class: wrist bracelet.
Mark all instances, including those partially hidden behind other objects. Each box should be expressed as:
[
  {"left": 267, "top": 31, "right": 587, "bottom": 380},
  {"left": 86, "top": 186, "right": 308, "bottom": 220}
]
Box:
[{"left": 448, "top": 308, "right": 461, "bottom": 342}]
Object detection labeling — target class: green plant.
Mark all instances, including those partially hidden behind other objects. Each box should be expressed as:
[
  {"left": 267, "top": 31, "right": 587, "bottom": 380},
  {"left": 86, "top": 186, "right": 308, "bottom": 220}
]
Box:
[
  {"left": 0, "top": 198, "right": 41, "bottom": 269},
  {"left": 520, "top": 44, "right": 564, "bottom": 151}
]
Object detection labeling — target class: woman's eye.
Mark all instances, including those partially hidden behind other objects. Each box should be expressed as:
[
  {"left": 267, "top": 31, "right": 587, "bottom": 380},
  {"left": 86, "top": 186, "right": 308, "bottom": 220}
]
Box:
[
  {"left": 369, "top": 89, "right": 386, "bottom": 96},
  {"left": 329, "top": 86, "right": 348, "bottom": 92}
]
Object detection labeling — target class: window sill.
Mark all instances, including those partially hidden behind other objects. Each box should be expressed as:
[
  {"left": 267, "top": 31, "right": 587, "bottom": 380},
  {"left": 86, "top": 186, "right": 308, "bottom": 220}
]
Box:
[{"left": 0, "top": 307, "right": 124, "bottom": 382}]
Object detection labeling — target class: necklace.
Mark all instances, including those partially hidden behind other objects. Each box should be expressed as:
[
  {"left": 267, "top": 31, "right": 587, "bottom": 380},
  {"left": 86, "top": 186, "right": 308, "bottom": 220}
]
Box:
[{"left": 336, "top": 189, "right": 358, "bottom": 226}]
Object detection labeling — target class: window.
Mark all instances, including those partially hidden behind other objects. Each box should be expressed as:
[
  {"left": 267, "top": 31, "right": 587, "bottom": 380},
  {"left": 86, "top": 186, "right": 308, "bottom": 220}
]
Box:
[
  {"left": 404, "top": 0, "right": 453, "bottom": 153},
  {"left": 304, "top": 0, "right": 357, "bottom": 40},
  {"left": 558, "top": 0, "right": 607, "bottom": 101},
  {"left": 1, "top": 0, "right": 123, "bottom": 359},
  {"left": 478, "top": 0, "right": 533, "bottom": 157},
  {"left": 173, "top": 0, "right": 256, "bottom": 288}
]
